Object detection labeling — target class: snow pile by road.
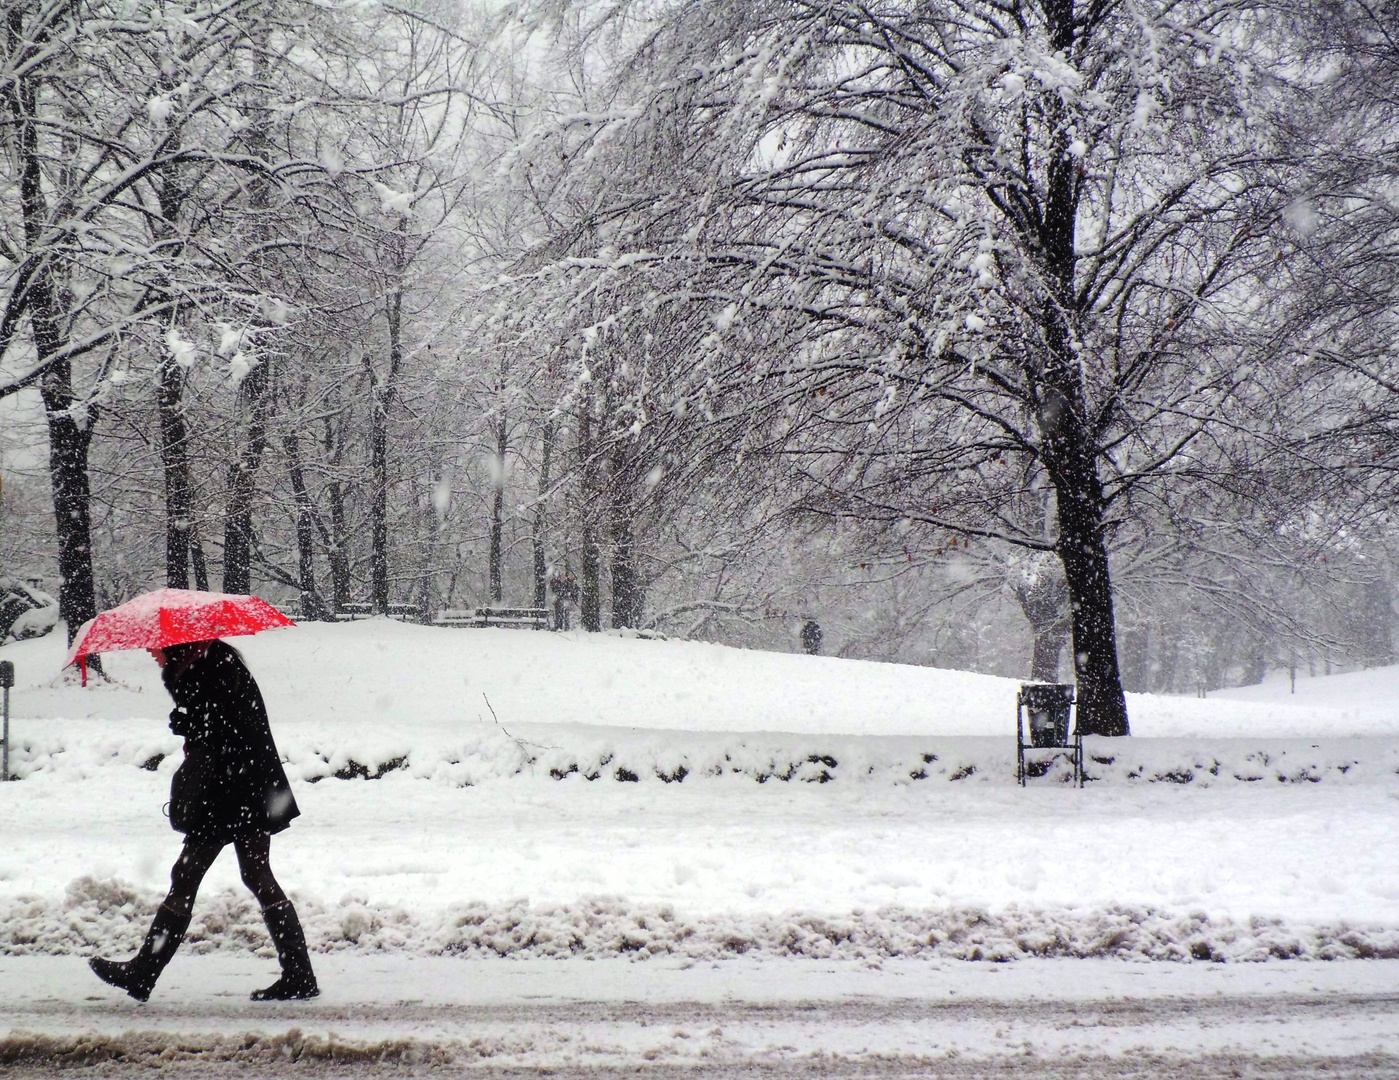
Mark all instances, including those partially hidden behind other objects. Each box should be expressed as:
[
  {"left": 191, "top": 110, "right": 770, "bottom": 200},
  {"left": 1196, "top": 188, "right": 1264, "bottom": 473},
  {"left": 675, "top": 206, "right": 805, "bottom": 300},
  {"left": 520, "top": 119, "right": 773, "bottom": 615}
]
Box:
[{"left": 6, "top": 875, "right": 1398, "bottom": 965}]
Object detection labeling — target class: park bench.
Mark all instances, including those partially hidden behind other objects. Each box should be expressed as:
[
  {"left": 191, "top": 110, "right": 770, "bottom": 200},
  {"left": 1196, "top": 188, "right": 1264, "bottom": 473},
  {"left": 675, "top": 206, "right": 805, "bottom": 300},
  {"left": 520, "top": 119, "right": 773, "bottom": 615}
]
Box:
[
  {"left": 284, "top": 602, "right": 420, "bottom": 622},
  {"left": 434, "top": 607, "right": 549, "bottom": 630},
  {"left": 335, "top": 602, "right": 419, "bottom": 621}
]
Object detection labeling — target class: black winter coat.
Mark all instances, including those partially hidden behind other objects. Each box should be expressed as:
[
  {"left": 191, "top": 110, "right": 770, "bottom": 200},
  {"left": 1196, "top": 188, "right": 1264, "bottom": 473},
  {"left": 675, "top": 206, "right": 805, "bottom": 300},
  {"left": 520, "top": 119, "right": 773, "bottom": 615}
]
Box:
[{"left": 164, "top": 640, "right": 299, "bottom": 842}]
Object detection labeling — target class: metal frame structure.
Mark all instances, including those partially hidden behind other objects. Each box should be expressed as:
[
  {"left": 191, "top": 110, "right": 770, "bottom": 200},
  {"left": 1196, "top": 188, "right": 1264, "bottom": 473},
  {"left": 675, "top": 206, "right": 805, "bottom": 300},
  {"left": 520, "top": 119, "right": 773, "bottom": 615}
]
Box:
[{"left": 1016, "top": 682, "right": 1083, "bottom": 788}]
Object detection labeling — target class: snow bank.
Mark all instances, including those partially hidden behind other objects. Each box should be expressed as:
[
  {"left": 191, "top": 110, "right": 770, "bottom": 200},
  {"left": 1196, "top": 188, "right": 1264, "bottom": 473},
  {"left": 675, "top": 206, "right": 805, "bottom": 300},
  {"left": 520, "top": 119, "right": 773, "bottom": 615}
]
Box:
[
  {"left": 6, "top": 876, "right": 1398, "bottom": 965},
  {"left": 5, "top": 619, "right": 1397, "bottom": 739}
]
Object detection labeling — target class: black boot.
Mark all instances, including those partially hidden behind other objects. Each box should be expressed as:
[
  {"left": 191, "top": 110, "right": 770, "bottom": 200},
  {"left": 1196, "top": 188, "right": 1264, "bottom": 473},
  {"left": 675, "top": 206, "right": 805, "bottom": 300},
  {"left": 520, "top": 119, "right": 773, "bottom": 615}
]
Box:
[
  {"left": 89, "top": 903, "right": 192, "bottom": 1002},
  {"left": 251, "top": 899, "right": 319, "bottom": 1001}
]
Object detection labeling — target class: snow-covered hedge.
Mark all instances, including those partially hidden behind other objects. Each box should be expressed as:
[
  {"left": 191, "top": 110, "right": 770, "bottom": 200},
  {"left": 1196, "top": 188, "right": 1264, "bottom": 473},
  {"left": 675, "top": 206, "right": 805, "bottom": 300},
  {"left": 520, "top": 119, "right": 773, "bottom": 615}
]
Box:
[{"left": 5, "top": 728, "right": 1398, "bottom": 787}]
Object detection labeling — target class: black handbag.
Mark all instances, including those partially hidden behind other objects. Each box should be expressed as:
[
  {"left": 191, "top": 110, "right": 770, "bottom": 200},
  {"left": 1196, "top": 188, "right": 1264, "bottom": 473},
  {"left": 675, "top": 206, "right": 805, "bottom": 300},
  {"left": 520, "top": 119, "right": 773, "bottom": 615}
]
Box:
[{"left": 168, "top": 745, "right": 222, "bottom": 833}]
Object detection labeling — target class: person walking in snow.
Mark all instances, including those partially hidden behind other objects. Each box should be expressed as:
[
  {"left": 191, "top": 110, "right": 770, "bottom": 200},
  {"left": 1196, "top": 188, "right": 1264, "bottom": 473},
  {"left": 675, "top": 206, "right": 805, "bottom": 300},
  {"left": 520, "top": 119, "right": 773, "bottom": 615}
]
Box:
[{"left": 89, "top": 639, "right": 318, "bottom": 1002}]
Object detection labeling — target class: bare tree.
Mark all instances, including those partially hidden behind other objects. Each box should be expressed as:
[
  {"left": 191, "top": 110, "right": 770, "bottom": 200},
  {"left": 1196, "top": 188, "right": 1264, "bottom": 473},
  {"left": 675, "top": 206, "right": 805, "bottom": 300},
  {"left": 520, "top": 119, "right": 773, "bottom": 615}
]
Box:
[{"left": 519, "top": 0, "right": 1305, "bottom": 733}]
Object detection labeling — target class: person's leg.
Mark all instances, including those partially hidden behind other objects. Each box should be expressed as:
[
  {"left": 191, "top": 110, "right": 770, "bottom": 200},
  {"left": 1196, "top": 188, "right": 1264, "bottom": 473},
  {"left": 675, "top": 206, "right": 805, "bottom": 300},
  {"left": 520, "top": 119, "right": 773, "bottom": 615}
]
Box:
[
  {"left": 90, "top": 839, "right": 223, "bottom": 1001},
  {"left": 166, "top": 839, "right": 225, "bottom": 913},
  {"left": 233, "top": 831, "right": 287, "bottom": 908},
  {"left": 235, "top": 833, "right": 318, "bottom": 1000}
]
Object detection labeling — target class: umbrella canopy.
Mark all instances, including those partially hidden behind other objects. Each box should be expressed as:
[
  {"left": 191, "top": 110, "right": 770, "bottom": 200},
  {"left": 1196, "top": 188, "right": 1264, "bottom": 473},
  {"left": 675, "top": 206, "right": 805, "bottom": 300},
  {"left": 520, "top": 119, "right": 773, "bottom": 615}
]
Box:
[{"left": 65, "top": 588, "right": 295, "bottom": 685}]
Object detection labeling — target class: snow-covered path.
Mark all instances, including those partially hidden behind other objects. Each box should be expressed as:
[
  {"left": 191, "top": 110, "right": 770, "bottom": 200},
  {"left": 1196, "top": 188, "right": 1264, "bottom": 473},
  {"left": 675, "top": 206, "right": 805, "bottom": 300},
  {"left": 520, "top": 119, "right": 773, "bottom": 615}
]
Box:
[{"left": 5, "top": 955, "right": 1399, "bottom": 1076}]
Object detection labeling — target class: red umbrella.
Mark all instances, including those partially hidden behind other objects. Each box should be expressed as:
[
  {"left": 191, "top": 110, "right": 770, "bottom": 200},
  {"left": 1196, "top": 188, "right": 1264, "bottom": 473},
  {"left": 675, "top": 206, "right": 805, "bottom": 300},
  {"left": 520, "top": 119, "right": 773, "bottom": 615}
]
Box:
[{"left": 65, "top": 588, "right": 296, "bottom": 685}]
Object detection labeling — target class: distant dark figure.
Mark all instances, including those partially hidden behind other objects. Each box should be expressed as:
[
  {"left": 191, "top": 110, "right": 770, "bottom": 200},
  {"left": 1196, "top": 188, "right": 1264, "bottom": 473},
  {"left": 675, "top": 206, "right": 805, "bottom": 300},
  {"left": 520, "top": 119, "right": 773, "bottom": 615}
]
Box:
[
  {"left": 89, "top": 640, "right": 317, "bottom": 1003},
  {"left": 801, "top": 619, "right": 823, "bottom": 655},
  {"left": 551, "top": 571, "right": 580, "bottom": 631}
]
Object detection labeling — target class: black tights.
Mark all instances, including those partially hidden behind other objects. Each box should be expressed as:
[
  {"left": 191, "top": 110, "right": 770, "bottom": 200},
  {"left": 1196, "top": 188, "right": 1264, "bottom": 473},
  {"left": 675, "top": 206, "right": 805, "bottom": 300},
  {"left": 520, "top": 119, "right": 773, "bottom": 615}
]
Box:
[{"left": 164, "top": 833, "right": 288, "bottom": 915}]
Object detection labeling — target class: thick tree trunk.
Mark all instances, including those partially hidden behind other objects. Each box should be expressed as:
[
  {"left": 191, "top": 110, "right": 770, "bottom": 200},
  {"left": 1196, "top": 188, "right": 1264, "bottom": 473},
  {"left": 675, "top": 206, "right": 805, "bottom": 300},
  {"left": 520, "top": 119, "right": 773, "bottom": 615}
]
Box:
[
  {"left": 1029, "top": 304, "right": 1130, "bottom": 734},
  {"left": 1030, "top": 623, "right": 1069, "bottom": 683},
  {"left": 1014, "top": 569, "right": 1070, "bottom": 683},
  {"left": 157, "top": 355, "right": 194, "bottom": 589},
  {"left": 1047, "top": 455, "right": 1129, "bottom": 736},
  {"left": 611, "top": 504, "right": 640, "bottom": 629},
  {"left": 8, "top": 29, "right": 99, "bottom": 654},
  {"left": 222, "top": 359, "right": 268, "bottom": 594},
  {"left": 1028, "top": 0, "right": 1128, "bottom": 736},
  {"left": 42, "top": 364, "right": 98, "bottom": 644},
  {"left": 532, "top": 421, "right": 553, "bottom": 610},
  {"left": 29, "top": 285, "right": 97, "bottom": 646},
  {"left": 580, "top": 524, "right": 601, "bottom": 631}
]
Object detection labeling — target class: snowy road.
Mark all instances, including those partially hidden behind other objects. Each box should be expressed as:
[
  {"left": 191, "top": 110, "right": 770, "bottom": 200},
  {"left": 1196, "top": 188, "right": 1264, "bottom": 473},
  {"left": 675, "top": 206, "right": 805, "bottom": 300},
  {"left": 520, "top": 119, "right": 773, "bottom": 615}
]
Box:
[{"left": 4, "top": 956, "right": 1398, "bottom": 1076}]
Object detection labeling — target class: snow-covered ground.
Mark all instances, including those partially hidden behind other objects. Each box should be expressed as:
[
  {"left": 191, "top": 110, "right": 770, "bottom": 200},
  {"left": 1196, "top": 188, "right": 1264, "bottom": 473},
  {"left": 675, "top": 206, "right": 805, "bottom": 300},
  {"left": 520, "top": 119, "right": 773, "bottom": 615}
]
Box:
[
  {"left": 2, "top": 621, "right": 1398, "bottom": 1071},
  {"left": 5, "top": 953, "right": 1399, "bottom": 1075}
]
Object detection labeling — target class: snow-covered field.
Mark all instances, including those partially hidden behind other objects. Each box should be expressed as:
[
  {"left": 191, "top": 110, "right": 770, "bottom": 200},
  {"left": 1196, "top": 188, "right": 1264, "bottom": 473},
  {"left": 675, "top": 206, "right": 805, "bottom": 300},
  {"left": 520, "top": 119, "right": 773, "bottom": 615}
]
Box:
[{"left": 2, "top": 621, "right": 1398, "bottom": 1072}]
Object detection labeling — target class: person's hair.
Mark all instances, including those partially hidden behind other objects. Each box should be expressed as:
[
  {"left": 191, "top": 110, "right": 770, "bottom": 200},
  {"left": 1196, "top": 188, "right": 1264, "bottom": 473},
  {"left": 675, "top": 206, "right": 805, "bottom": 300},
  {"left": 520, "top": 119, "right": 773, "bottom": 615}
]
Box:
[
  {"left": 162, "top": 639, "right": 246, "bottom": 684},
  {"left": 163, "top": 640, "right": 211, "bottom": 666}
]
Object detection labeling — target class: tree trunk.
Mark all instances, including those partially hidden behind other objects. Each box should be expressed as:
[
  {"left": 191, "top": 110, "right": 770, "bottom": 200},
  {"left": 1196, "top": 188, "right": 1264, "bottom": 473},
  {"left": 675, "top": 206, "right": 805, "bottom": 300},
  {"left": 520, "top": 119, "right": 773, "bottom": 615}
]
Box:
[
  {"left": 1119, "top": 625, "right": 1150, "bottom": 693},
  {"left": 157, "top": 353, "right": 194, "bottom": 589},
  {"left": 283, "top": 428, "right": 330, "bottom": 620},
  {"left": 611, "top": 501, "right": 640, "bottom": 629},
  {"left": 30, "top": 284, "right": 97, "bottom": 648},
  {"left": 1154, "top": 626, "right": 1180, "bottom": 693},
  {"left": 488, "top": 407, "right": 507, "bottom": 604},
  {"left": 1013, "top": 568, "right": 1070, "bottom": 683},
  {"left": 370, "top": 390, "right": 389, "bottom": 613},
  {"left": 532, "top": 421, "right": 553, "bottom": 610},
  {"left": 1030, "top": 622, "right": 1069, "bottom": 683},
  {"left": 189, "top": 521, "right": 209, "bottom": 591},
  {"left": 1034, "top": 298, "right": 1129, "bottom": 732},
  {"left": 1029, "top": 1, "right": 1129, "bottom": 736},
  {"left": 577, "top": 403, "right": 601, "bottom": 632},
  {"left": 1358, "top": 578, "right": 1394, "bottom": 667},
  {"left": 7, "top": 20, "right": 98, "bottom": 654},
  {"left": 327, "top": 482, "right": 350, "bottom": 610},
  {"left": 1240, "top": 638, "right": 1267, "bottom": 686},
  {"left": 149, "top": 62, "right": 197, "bottom": 593},
  {"left": 224, "top": 31, "right": 273, "bottom": 598},
  {"left": 42, "top": 364, "right": 99, "bottom": 645},
  {"left": 580, "top": 523, "right": 601, "bottom": 631},
  {"left": 222, "top": 358, "right": 269, "bottom": 594},
  {"left": 1046, "top": 454, "right": 1129, "bottom": 735},
  {"left": 323, "top": 414, "right": 349, "bottom": 610},
  {"left": 418, "top": 472, "right": 439, "bottom": 623},
  {"left": 369, "top": 272, "right": 403, "bottom": 615}
]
